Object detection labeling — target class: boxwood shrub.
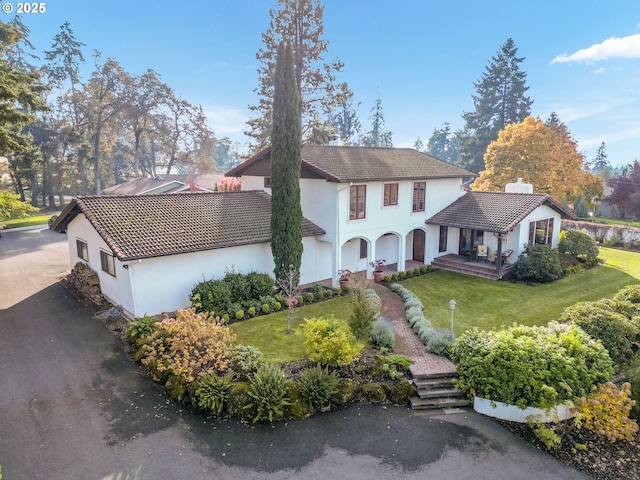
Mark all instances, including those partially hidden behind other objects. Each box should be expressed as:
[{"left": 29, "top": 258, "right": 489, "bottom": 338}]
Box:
[{"left": 450, "top": 322, "right": 613, "bottom": 409}]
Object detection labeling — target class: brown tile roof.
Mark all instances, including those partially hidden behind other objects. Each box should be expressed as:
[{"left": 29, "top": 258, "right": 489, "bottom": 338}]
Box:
[
  {"left": 227, "top": 145, "right": 475, "bottom": 182},
  {"left": 52, "top": 191, "right": 325, "bottom": 261},
  {"left": 426, "top": 191, "right": 576, "bottom": 233},
  {"left": 101, "top": 174, "right": 225, "bottom": 195}
]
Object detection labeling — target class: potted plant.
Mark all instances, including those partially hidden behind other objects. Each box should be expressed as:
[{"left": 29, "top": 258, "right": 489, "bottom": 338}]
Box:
[
  {"left": 338, "top": 269, "right": 352, "bottom": 288},
  {"left": 370, "top": 259, "right": 386, "bottom": 282}
]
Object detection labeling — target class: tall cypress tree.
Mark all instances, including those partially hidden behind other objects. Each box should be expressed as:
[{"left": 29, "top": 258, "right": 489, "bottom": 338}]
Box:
[{"left": 271, "top": 41, "right": 303, "bottom": 281}]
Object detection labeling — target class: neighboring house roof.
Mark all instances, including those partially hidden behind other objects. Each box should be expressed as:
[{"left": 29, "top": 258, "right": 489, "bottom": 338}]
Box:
[
  {"left": 101, "top": 174, "right": 225, "bottom": 195},
  {"left": 52, "top": 191, "right": 325, "bottom": 261},
  {"left": 426, "top": 191, "right": 576, "bottom": 233},
  {"left": 226, "top": 145, "right": 476, "bottom": 183}
]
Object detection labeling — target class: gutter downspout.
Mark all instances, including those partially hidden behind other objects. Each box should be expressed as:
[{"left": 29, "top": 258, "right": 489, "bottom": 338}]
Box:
[{"left": 127, "top": 261, "right": 138, "bottom": 317}]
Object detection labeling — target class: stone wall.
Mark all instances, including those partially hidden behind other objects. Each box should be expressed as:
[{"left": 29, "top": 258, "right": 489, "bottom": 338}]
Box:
[{"left": 562, "top": 219, "right": 640, "bottom": 247}]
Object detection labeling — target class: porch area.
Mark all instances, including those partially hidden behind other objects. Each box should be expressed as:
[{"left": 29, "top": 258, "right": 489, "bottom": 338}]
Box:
[{"left": 431, "top": 254, "right": 514, "bottom": 280}]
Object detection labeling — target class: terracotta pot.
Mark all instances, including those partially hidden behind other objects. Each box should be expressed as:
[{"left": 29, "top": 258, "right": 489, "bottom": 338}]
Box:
[
  {"left": 339, "top": 278, "right": 350, "bottom": 288},
  {"left": 373, "top": 271, "right": 384, "bottom": 282}
]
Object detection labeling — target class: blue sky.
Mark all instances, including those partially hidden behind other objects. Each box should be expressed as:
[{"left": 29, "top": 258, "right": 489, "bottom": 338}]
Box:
[{"left": 10, "top": 0, "right": 640, "bottom": 167}]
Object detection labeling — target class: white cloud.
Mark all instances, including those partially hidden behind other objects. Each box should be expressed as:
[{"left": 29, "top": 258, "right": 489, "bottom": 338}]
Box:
[
  {"left": 551, "top": 33, "right": 640, "bottom": 64},
  {"left": 204, "top": 106, "right": 248, "bottom": 138},
  {"left": 594, "top": 67, "right": 605, "bottom": 74}
]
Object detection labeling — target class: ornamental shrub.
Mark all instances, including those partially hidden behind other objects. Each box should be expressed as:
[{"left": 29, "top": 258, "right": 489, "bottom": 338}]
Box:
[
  {"left": 246, "top": 364, "right": 290, "bottom": 423},
  {"left": 305, "top": 292, "right": 314, "bottom": 303},
  {"left": 235, "top": 310, "right": 245, "bottom": 321},
  {"left": 513, "top": 243, "right": 564, "bottom": 283},
  {"left": 223, "top": 269, "right": 251, "bottom": 304},
  {"left": 139, "top": 308, "right": 236, "bottom": 383},
  {"left": 297, "top": 365, "right": 339, "bottom": 410},
  {"left": 261, "top": 303, "right": 270, "bottom": 314},
  {"left": 195, "top": 371, "right": 235, "bottom": 414},
  {"left": 248, "top": 307, "right": 256, "bottom": 317},
  {"left": 274, "top": 301, "right": 282, "bottom": 310},
  {"left": 229, "top": 344, "right": 264, "bottom": 379},
  {"left": 369, "top": 317, "right": 395, "bottom": 350},
  {"left": 348, "top": 287, "right": 380, "bottom": 343},
  {"left": 558, "top": 229, "right": 599, "bottom": 262},
  {"left": 559, "top": 301, "right": 639, "bottom": 364},
  {"left": 450, "top": 322, "right": 613, "bottom": 409},
  {"left": 190, "top": 279, "right": 232, "bottom": 315},
  {"left": 575, "top": 382, "right": 639, "bottom": 442},
  {"left": 315, "top": 290, "right": 324, "bottom": 301},
  {"left": 246, "top": 271, "right": 275, "bottom": 299},
  {"left": 304, "top": 315, "right": 363, "bottom": 367}
]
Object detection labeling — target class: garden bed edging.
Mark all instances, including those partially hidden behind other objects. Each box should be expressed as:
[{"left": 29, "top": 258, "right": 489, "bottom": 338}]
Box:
[{"left": 473, "top": 396, "right": 574, "bottom": 423}]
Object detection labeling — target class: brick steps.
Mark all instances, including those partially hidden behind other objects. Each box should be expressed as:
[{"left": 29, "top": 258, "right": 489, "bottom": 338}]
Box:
[
  {"left": 410, "top": 374, "right": 471, "bottom": 411},
  {"left": 431, "top": 256, "right": 513, "bottom": 280}
]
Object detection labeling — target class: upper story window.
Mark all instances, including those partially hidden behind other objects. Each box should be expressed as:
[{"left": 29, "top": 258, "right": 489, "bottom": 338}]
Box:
[
  {"left": 264, "top": 177, "right": 271, "bottom": 188},
  {"left": 100, "top": 250, "right": 116, "bottom": 277},
  {"left": 350, "top": 185, "right": 366, "bottom": 220},
  {"left": 383, "top": 183, "right": 398, "bottom": 206},
  {"left": 76, "top": 239, "right": 88, "bottom": 261},
  {"left": 412, "top": 182, "right": 426, "bottom": 212},
  {"left": 529, "top": 218, "right": 554, "bottom": 245}
]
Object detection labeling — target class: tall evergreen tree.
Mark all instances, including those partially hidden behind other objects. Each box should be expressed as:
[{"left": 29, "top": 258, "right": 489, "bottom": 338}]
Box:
[
  {"left": 270, "top": 41, "right": 303, "bottom": 280},
  {"left": 591, "top": 141, "right": 613, "bottom": 180},
  {"left": 247, "top": 0, "right": 351, "bottom": 151},
  {"left": 426, "top": 122, "right": 458, "bottom": 163},
  {"left": 359, "top": 90, "right": 392, "bottom": 147},
  {"left": 457, "top": 38, "right": 532, "bottom": 173},
  {"left": 329, "top": 98, "right": 361, "bottom": 145}
]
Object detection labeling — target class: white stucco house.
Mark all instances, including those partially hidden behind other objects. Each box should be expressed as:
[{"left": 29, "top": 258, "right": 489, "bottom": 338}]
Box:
[{"left": 52, "top": 145, "right": 574, "bottom": 318}]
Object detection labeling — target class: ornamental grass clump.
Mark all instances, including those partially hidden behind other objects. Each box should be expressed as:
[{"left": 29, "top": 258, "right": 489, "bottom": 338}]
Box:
[
  {"left": 195, "top": 371, "right": 235, "bottom": 414},
  {"left": 297, "top": 365, "right": 339, "bottom": 410},
  {"left": 450, "top": 322, "right": 613, "bottom": 410},
  {"left": 246, "top": 364, "right": 290, "bottom": 423}
]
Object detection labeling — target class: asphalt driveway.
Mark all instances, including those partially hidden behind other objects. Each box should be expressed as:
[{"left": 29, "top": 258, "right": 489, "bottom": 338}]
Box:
[{"left": 0, "top": 227, "right": 590, "bottom": 480}]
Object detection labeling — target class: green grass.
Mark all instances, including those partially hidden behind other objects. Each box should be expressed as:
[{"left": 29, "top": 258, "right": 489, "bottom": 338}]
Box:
[
  {"left": 1, "top": 212, "right": 51, "bottom": 229},
  {"left": 229, "top": 295, "right": 351, "bottom": 364},
  {"left": 402, "top": 247, "right": 640, "bottom": 335},
  {"left": 585, "top": 216, "right": 640, "bottom": 229},
  {"left": 230, "top": 248, "right": 640, "bottom": 363}
]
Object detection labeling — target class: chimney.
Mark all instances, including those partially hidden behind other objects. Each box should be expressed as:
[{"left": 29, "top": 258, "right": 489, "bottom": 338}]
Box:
[{"left": 505, "top": 178, "right": 534, "bottom": 194}]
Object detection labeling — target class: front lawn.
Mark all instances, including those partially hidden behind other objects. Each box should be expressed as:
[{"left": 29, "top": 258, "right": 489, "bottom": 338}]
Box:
[
  {"left": 1, "top": 212, "right": 51, "bottom": 229},
  {"left": 402, "top": 247, "right": 640, "bottom": 334},
  {"left": 229, "top": 294, "right": 351, "bottom": 364},
  {"left": 230, "top": 247, "right": 640, "bottom": 363}
]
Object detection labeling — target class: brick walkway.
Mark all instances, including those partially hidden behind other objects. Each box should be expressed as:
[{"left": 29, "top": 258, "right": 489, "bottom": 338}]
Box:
[{"left": 371, "top": 283, "right": 457, "bottom": 379}]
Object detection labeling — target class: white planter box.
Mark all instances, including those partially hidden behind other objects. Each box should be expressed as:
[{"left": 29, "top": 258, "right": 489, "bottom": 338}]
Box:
[{"left": 473, "top": 396, "right": 574, "bottom": 423}]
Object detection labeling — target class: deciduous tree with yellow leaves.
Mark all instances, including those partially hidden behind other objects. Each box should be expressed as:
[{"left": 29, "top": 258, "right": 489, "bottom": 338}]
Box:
[{"left": 473, "top": 116, "right": 603, "bottom": 204}]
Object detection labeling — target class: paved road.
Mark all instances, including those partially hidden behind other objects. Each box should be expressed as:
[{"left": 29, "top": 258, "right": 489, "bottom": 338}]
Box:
[{"left": 0, "top": 228, "right": 590, "bottom": 480}]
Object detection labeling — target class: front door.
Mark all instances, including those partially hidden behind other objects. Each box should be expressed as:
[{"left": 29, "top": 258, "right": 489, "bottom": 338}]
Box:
[{"left": 413, "top": 229, "right": 425, "bottom": 262}]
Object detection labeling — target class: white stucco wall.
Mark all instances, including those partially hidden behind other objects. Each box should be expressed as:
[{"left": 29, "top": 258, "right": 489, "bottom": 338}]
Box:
[
  {"left": 65, "top": 213, "right": 331, "bottom": 318},
  {"left": 514, "top": 204, "right": 562, "bottom": 251}
]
